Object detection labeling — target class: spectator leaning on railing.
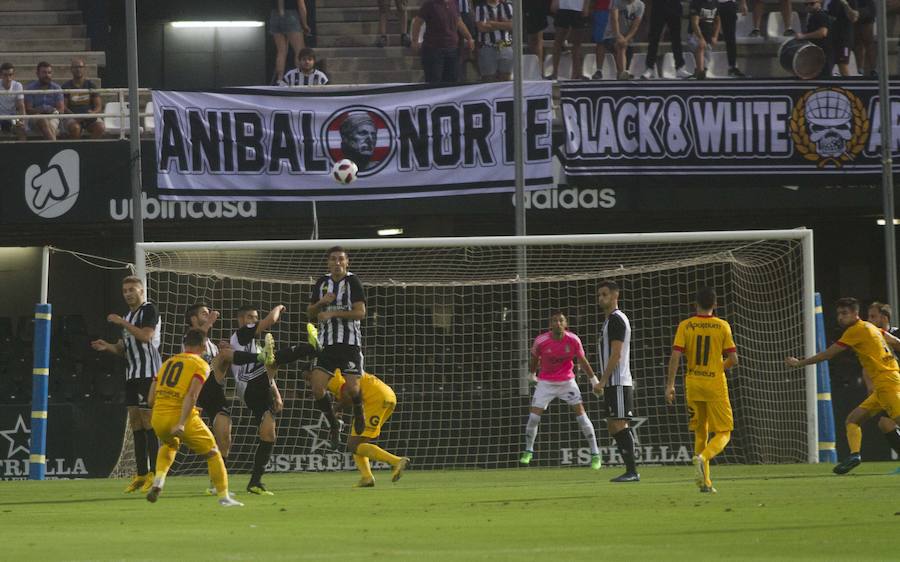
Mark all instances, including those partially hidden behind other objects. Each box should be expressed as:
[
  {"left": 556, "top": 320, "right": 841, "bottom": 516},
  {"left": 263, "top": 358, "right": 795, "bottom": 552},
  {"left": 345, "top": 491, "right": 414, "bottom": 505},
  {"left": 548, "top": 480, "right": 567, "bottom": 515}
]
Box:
[
  {"left": 24, "top": 61, "right": 63, "bottom": 141},
  {"left": 0, "top": 62, "right": 26, "bottom": 141},
  {"left": 62, "top": 57, "right": 105, "bottom": 139}
]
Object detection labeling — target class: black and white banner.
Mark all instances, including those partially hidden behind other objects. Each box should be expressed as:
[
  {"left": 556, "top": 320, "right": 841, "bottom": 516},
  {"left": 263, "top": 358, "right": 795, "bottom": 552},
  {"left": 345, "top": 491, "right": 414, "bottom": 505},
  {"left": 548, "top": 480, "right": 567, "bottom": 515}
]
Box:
[
  {"left": 560, "top": 80, "right": 900, "bottom": 179},
  {"left": 153, "top": 83, "right": 554, "bottom": 201}
]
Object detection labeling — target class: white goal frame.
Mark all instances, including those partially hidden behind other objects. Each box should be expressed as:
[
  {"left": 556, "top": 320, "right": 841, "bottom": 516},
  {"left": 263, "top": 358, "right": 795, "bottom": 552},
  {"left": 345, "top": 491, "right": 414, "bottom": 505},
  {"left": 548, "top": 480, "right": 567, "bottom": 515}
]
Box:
[{"left": 136, "top": 229, "right": 818, "bottom": 463}]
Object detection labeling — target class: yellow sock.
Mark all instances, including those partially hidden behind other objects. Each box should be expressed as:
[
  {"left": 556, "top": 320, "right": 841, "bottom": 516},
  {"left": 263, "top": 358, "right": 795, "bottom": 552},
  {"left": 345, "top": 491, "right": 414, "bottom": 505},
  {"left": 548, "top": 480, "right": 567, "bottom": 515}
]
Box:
[
  {"left": 694, "top": 432, "right": 708, "bottom": 458},
  {"left": 207, "top": 452, "right": 229, "bottom": 498},
  {"left": 354, "top": 454, "right": 373, "bottom": 480},
  {"left": 356, "top": 443, "right": 402, "bottom": 466},
  {"left": 155, "top": 443, "right": 177, "bottom": 484},
  {"left": 846, "top": 423, "right": 862, "bottom": 454},
  {"left": 701, "top": 431, "right": 731, "bottom": 461}
]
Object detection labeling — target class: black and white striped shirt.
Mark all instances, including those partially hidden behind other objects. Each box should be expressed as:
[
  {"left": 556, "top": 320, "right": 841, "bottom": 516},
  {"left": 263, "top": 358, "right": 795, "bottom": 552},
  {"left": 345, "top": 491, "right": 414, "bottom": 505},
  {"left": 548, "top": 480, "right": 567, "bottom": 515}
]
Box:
[
  {"left": 310, "top": 272, "right": 366, "bottom": 347},
  {"left": 475, "top": 1, "right": 513, "bottom": 46},
  {"left": 279, "top": 68, "right": 329, "bottom": 87},
  {"left": 458, "top": 0, "right": 471, "bottom": 15},
  {"left": 181, "top": 331, "right": 219, "bottom": 365},
  {"left": 598, "top": 309, "right": 632, "bottom": 387},
  {"left": 122, "top": 301, "right": 161, "bottom": 381},
  {"left": 229, "top": 324, "right": 266, "bottom": 399}
]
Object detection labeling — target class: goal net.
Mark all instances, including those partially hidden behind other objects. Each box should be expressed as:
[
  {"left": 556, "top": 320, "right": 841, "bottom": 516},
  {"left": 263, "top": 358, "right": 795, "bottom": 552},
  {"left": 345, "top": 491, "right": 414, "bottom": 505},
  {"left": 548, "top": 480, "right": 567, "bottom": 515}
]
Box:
[{"left": 113, "top": 231, "right": 815, "bottom": 477}]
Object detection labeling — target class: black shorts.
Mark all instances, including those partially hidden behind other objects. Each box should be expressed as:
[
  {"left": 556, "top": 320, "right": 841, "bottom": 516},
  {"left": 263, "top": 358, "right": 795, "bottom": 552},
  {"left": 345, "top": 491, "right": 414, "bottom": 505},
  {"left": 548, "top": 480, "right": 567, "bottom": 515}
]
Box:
[
  {"left": 197, "top": 377, "right": 230, "bottom": 421},
  {"left": 554, "top": 9, "right": 585, "bottom": 30},
  {"left": 313, "top": 344, "right": 363, "bottom": 376},
  {"left": 831, "top": 22, "right": 853, "bottom": 63},
  {"left": 524, "top": 0, "right": 550, "bottom": 34},
  {"left": 602, "top": 385, "right": 634, "bottom": 420},
  {"left": 243, "top": 376, "right": 275, "bottom": 425},
  {"left": 125, "top": 378, "right": 152, "bottom": 408},
  {"left": 856, "top": 0, "right": 875, "bottom": 25}
]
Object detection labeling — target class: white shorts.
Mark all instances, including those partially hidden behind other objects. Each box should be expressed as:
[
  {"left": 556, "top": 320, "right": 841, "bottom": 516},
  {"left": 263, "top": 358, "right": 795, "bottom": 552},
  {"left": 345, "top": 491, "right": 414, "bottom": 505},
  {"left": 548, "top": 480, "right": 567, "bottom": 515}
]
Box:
[{"left": 531, "top": 379, "right": 583, "bottom": 409}]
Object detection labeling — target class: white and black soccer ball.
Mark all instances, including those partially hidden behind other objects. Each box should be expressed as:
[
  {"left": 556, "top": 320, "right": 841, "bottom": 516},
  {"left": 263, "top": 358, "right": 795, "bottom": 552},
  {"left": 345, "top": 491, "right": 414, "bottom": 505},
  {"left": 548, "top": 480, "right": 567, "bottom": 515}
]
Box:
[{"left": 332, "top": 159, "right": 359, "bottom": 184}]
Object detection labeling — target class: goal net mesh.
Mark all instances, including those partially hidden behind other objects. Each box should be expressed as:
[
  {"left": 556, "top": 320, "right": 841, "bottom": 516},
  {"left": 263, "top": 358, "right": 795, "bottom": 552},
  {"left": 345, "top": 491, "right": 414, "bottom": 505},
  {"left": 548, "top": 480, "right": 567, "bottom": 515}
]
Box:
[{"left": 112, "top": 234, "right": 808, "bottom": 477}]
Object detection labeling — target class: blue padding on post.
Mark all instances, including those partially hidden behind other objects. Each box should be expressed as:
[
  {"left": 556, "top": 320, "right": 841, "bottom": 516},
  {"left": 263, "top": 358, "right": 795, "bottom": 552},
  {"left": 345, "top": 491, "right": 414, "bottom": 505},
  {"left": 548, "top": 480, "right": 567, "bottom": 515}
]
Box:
[
  {"left": 814, "top": 293, "right": 837, "bottom": 463},
  {"left": 29, "top": 303, "right": 51, "bottom": 480}
]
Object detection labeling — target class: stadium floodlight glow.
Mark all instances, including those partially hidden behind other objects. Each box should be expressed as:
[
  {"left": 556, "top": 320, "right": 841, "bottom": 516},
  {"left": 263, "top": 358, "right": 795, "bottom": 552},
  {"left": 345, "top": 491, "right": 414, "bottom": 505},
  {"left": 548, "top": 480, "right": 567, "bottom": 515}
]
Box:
[
  {"left": 876, "top": 218, "right": 900, "bottom": 226},
  {"left": 377, "top": 228, "right": 404, "bottom": 236},
  {"left": 170, "top": 21, "right": 264, "bottom": 28}
]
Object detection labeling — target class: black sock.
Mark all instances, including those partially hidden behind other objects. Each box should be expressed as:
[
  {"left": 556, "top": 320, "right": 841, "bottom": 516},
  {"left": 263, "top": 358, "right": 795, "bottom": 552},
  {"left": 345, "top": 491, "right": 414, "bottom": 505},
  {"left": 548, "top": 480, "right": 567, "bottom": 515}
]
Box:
[
  {"left": 274, "top": 343, "right": 317, "bottom": 365},
  {"left": 613, "top": 427, "right": 637, "bottom": 473},
  {"left": 251, "top": 439, "right": 274, "bottom": 484},
  {"left": 132, "top": 430, "right": 149, "bottom": 476},
  {"left": 232, "top": 350, "right": 259, "bottom": 365},
  {"left": 314, "top": 395, "right": 339, "bottom": 429},
  {"left": 145, "top": 429, "right": 159, "bottom": 472},
  {"left": 885, "top": 427, "right": 900, "bottom": 455}
]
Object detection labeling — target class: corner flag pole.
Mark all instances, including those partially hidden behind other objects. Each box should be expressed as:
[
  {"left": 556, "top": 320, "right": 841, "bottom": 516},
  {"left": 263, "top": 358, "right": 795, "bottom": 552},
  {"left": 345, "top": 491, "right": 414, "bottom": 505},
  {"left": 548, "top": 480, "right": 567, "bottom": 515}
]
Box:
[{"left": 29, "top": 246, "right": 52, "bottom": 480}]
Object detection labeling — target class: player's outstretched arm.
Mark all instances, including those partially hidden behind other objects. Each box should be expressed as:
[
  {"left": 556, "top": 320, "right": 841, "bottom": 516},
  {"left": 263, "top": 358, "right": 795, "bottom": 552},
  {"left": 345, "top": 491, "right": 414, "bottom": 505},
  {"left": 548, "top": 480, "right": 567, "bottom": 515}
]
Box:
[
  {"left": 90, "top": 338, "right": 124, "bottom": 355},
  {"left": 882, "top": 329, "right": 900, "bottom": 352},
  {"left": 785, "top": 343, "right": 845, "bottom": 368},
  {"left": 723, "top": 351, "right": 739, "bottom": 370},
  {"left": 257, "top": 304, "right": 285, "bottom": 334},
  {"left": 665, "top": 349, "right": 682, "bottom": 405}
]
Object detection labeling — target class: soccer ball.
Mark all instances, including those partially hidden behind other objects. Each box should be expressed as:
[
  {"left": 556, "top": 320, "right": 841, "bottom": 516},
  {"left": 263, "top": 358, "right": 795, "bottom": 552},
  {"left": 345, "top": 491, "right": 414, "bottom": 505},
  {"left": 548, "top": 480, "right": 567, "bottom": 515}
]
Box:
[{"left": 332, "top": 159, "right": 358, "bottom": 184}]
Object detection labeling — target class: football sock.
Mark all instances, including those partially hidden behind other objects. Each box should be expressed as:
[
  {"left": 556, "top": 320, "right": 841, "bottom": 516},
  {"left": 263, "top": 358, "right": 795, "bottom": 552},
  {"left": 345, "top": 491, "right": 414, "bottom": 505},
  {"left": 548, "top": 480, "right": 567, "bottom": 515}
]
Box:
[
  {"left": 251, "top": 439, "right": 274, "bottom": 484},
  {"left": 207, "top": 451, "right": 229, "bottom": 498},
  {"left": 694, "top": 431, "right": 708, "bottom": 458},
  {"left": 231, "top": 351, "right": 260, "bottom": 365},
  {"left": 576, "top": 413, "right": 600, "bottom": 455},
  {"left": 701, "top": 431, "right": 731, "bottom": 461},
  {"left": 354, "top": 454, "right": 373, "bottom": 480},
  {"left": 613, "top": 427, "right": 637, "bottom": 473},
  {"left": 356, "top": 443, "right": 401, "bottom": 466},
  {"left": 884, "top": 427, "right": 900, "bottom": 455},
  {"left": 154, "top": 443, "right": 177, "bottom": 486},
  {"left": 146, "top": 430, "right": 159, "bottom": 472},
  {"left": 314, "top": 395, "right": 340, "bottom": 430},
  {"left": 132, "top": 430, "right": 149, "bottom": 476},
  {"left": 273, "top": 343, "right": 317, "bottom": 365},
  {"left": 846, "top": 423, "right": 862, "bottom": 454},
  {"left": 524, "top": 413, "right": 541, "bottom": 451}
]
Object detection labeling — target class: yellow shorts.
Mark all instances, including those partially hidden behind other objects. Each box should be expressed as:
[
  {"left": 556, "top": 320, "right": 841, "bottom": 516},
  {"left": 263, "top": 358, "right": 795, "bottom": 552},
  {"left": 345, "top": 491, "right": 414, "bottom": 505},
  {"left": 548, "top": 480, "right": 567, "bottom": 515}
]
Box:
[
  {"left": 353, "top": 391, "right": 397, "bottom": 440},
  {"left": 857, "top": 385, "right": 900, "bottom": 419},
  {"left": 687, "top": 398, "right": 734, "bottom": 433},
  {"left": 151, "top": 409, "right": 217, "bottom": 455}
]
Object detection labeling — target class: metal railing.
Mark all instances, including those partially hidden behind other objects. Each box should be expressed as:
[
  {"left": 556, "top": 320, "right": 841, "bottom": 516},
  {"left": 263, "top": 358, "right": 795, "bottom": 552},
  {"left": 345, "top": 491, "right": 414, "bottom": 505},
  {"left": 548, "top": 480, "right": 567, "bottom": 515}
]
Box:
[{"left": 0, "top": 87, "right": 153, "bottom": 139}]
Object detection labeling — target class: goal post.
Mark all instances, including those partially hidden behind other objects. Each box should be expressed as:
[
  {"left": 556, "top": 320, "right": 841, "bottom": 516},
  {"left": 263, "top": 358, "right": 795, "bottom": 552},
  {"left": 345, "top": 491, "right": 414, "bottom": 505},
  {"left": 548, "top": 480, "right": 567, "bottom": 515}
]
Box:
[{"left": 127, "top": 229, "right": 817, "bottom": 476}]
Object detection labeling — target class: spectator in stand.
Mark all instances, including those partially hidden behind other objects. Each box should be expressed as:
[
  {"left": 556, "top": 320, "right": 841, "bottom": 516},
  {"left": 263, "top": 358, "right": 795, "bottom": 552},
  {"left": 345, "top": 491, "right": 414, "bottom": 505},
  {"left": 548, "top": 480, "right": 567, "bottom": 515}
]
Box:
[
  {"left": 279, "top": 48, "right": 329, "bottom": 86},
  {"left": 24, "top": 61, "right": 63, "bottom": 141},
  {"left": 0, "top": 62, "right": 26, "bottom": 141},
  {"left": 524, "top": 0, "right": 552, "bottom": 74},
  {"left": 598, "top": 0, "right": 644, "bottom": 79},
  {"left": 586, "top": 0, "right": 612, "bottom": 79},
  {"left": 829, "top": 0, "right": 860, "bottom": 76},
  {"left": 269, "top": 0, "right": 311, "bottom": 85},
  {"left": 377, "top": 0, "right": 411, "bottom": 48},
  {"left": 549, "top": 0, "right": 588, "bottom": 80},
  {"left": 62, "top": 58, "right": 104, "bottom": 139},
  {"left": 688, "top": 0, "right": 720, "bottom": 79},
  {"left": 411, "top": 0, "right": 476, "bottom": 83},
  {"left": 643, "top": 0, "right": 690, "bottom": 79},
  {"left": 475, "top": 0, "right": 514, "bottom": 81},
  {"left": 717, "top": 0, "right": 748, "bottom": 77},
  {"left": 458, "top": 0, "right": 478, "bottom": 82},
  {"left": 853, "top": 0, "right": 875, "bottom": 77},
  {"left": 749, "top": 0, "right": 793, "bottom": 37},
  {"left": 795, "top": 0, "right": 831, "bottom": 79}
]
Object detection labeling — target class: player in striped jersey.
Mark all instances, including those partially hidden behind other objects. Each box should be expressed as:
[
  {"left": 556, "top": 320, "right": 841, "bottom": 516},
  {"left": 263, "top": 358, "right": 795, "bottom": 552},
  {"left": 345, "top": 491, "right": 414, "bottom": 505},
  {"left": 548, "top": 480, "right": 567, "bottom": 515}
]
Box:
[
  {"left": 278, "top": 48, "right": 329, "bottom": 86},
  {"left": 596, "top": 280, "right": 640, "bottom": 482},
  {"left": 667, "top": 287, "right": 738, "bottom": 493},
  {"left": 520, "top": 311, "right": 603, "bottom": 470},
  {"left": 230, "top": 303, "right": 286, "bottom": 495},
  {"left": 786, "top": 297, "right": 900, "bottom": 474},
  {"left": 91, "top": 275, "right": 162, "bottom": 493},
  {"left": 307, "top": 246, "right": 368, "bottom": 440},
  {"left": 146, "top": 328, "right": 242, "bottom": 507},
  {"left": 475, "top": 0, "right": 514, "bottom": 81},
  {"left": 865, "top": 302, "right": 900, "bottom": 457}
]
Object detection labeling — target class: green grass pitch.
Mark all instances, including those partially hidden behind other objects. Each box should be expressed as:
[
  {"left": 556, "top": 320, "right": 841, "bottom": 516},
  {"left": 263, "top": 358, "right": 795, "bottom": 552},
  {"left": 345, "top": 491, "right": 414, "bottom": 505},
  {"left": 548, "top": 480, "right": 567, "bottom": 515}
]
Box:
[{"left": 0, "top": 463, "right": 897, "bottom": 560}]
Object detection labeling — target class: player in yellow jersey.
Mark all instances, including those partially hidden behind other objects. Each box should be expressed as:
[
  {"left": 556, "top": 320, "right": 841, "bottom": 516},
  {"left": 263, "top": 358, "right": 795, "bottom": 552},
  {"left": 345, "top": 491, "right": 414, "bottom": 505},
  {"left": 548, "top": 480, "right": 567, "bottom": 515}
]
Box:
[
  {"left": 666, "top": 287, "right": 739, "bottom": 494},
  {"left": 146, "top": 328, "right": 243, "bottom": 506},
  {"left": 864, "top": 302, "right": 900, "bottom": 457},
  {"left": 786, "top": 297, "right": 900, "bottom": 474},
  {"left": 313, "top": 368, "right": 409, "bottom": 487}
]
